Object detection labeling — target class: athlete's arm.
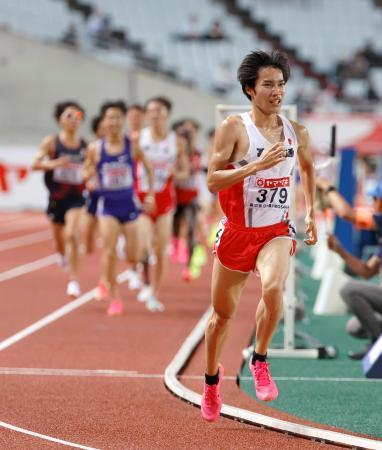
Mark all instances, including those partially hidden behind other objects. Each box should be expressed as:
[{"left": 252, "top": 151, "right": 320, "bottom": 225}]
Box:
[
  {"left": 134, "top": 148, "right": 154, "bottom": 194},
  {"left": 82, "top": 142, "right": 99, "bottom": 188},
  {"left": 174, "top": 136, "right": 190, "bottom": 180},
  {"left": 316, "top": 176, "right": 357, "bottom": 224},
  {"left": 293, "top": 122, "right": 317, "bottom": 245},
  {"left": 207, "top": 116, "right": 286, "bottom": 193},
  {"left": 32, "top": 135, "right": 69, "bottom": 171},
  {"left": 133, "top": 147, "right": 156, "bottom": 212},
  {"left": 328, "top": 234, "right": 380, "bottom": 278}
]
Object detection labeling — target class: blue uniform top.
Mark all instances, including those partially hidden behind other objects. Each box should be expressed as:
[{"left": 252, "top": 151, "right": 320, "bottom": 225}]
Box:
[{"left": 97, "top": 136, "right": 136, "bottom": 200}]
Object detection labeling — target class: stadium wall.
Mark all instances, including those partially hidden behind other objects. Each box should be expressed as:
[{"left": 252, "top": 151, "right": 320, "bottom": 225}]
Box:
[{"left": 0, "top": 30, "right": 223, "bottom": 145}]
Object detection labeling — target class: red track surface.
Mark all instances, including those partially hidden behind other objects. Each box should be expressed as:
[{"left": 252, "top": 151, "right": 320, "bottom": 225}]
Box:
[{"left": 0, "top": 212, "right": 376, "bottom": 449}]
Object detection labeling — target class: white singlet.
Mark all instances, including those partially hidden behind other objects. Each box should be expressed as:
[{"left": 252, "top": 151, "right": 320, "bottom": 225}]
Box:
[
  {"left": 137, "top": 127, "right": 178, "bottom": 193},
  {"left": 219, "top": 112, "right": 298, "bottom": 227}
]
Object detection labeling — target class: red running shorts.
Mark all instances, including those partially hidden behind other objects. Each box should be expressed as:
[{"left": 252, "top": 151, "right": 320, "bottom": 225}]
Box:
[{"left": 213, "top": 218, "right": 296, "bottom": 273}]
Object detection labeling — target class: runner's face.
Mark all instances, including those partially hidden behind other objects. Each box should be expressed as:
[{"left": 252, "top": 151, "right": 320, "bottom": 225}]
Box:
[
  {"left": 59, "top": 107, "right": 83, "bottom": 132},
  {"left": 250, "top": 67, "right": 286, "bottom": 114},
  {"left": 182, "top": 121, "right": 199, "bottom": 147},
  {"left": 126, "top": 108, "right": 144, "bottom": 133},
  {"left": 104, "top": 108, "right": 125, "bottom": 136},
  {"left": 145, "top": 102, "right": 169, "bottom": 128}
]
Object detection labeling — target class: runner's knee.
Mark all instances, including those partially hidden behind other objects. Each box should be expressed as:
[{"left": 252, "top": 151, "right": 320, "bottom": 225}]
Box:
[
  {"left": 262, "top": 281, "right": 283, "bottom": 303},
  {"left": 103, "top": 245, "right": 116, "bottom": 260},
  {"left": 64, "top": 227, "right": 76, "bottom": 243},
  {"left": 209, "top": 310, "right": 231, "bottom": 329},
  {"left": 212, "top": 302, "right": 236, "bottom": 321}
]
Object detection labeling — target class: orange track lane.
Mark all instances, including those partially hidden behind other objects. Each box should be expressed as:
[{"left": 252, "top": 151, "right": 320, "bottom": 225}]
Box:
[{"left": 0, "top": 212, "right": 377, "bottom": 449}]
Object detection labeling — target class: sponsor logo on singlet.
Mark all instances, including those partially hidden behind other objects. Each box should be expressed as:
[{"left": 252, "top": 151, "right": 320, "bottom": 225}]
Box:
[
  {"left": 255, "top": 177, "right": 290, "bottom": 188},
  {"left": 102, "top": 162, "right": 133, "bottom": 190}
]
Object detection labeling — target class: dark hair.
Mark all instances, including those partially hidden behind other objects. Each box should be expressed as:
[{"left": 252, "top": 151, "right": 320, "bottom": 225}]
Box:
[
  {"left": 237, "top": 50, "right": 290, "bottom": 101},
  {"left": 182, "top": 118, "right": 201, "bottom": 130},
  {"left": 100, "top": 100, "right": 128, "bottom": 117},
  {"left": 145, "top": 96, "right": 172, "bottom": 112},
  {"left": 171, "top": 119, "right": 184, "bottom": 132},
  {"left": 91, "top": 115, "right": 103, "bottom": 135},
  {"left": 207, "top": 127, "right": 215, "bottom": 139},
  {"left": 54, "top": 101, "right": 85, "bottom": 121},
  {"left": 172, "top": 118, "right": 201, "bottom": 132},
  {"left": 128, "top": 103, "right": 144, "bottom": 113}
]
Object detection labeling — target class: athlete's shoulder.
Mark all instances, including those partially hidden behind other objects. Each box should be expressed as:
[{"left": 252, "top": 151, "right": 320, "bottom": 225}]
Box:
[
  {"left": 219, "top": 114, "right": 244, "bottom": 134},
  {"left": 39, "top": 134, "right": 56, "bottom": 156},
  {"left": 139, "top": 127, "right": 150, "bottom": 138},
  {"left": 41, "top": 134, "right": 56, "bottom": 146},
  {"left": 289, "top": 119, "right": 308, "bottom": 136},
  {"left": 289, "top": 119, "right": 309, "bottom": 144},
  {"left": 87, "top": 138, "right": 102, "bottom": 157}
]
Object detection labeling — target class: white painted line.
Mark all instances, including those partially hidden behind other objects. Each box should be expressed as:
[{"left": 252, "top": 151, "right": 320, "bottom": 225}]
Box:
[
  {"left": 0, "top": 368, "right": 380, "bottom": 384},
  {"left": 0, "top": 219, "right": 46, "bottom": 235},
  {"left": 0, "top": 368, "right": 381, "bottom": 384},
  {"left": 0, "top": 367, "right": 158, "bottom": 377},
  {"left": 0, "top": 270, "right": 131, "bottom": 352},
  {"left": 253, "top": 376, "right": 382, "bottom": 383},
  {"left": 164, "top": 306, "right": 382, "bottom": 450},
  {"left": 0, "top": 214, "right": 27, "bottom": 224},
  {"left": 0, "top": 230, "right": 51, "bottom": 251},
  {"left": 0, "top": 254, "right": 58, "bottom": 283},
  {"left": 0, "top": 420, "right": 98, "bottom": 449}
]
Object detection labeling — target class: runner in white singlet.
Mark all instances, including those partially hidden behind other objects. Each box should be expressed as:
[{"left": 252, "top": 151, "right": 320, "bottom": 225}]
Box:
[
  {"left": 135, "top": 96, "right": 189, "bottom": 312},
  {"left": 200, "top": 50, "right": 317, "bottom": 423}
]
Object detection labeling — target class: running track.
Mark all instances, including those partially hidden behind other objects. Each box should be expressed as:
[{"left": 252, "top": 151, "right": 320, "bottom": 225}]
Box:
[{"left": 0, "top": 212, "right": 379, "bottom": 449}]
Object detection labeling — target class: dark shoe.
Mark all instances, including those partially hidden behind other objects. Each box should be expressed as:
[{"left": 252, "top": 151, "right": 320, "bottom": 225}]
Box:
[{"left": 348, "top": 345, "right": 372, "bottom": 360}]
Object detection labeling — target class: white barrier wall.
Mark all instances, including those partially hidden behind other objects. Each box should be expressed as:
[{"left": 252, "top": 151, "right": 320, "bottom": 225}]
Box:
[
  {"left": 0, "top": 30, "right": 223, "bottom": 145},
  {"left": 0, "top": 147, "right": 46, "bottom": 210}
]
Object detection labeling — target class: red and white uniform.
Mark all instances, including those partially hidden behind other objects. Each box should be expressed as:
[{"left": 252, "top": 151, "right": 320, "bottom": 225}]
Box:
[
  {"left": 215, "top": 112, "right": 297, "bottom": 272},
  {"left": 136, "top": 127, "right": 178, "bottom": 220},
  {"left": 175, "top": 151, "right": 201, "bottom": 205}
]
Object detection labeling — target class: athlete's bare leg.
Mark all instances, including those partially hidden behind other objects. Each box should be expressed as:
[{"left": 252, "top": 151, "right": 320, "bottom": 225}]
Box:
[
  {"left": 255, "top": 238, "right": 293, "bottom": 355},
  {"left": 64, "top": 207, "right": 83, "bottom": 281},
  {"left": 122, "top": 218, "right": 143, "bottom": 264},
  {"left": 83, "top": 213, "right": 97, "bottom": 254},
  {"left": 205, "top": 258, "right": 248, "bottom": 375},
  {"left": 152, "top": 211, "right": 173, "bottom": 297},
  {"left": 52, "top": 222, "right": 65, "bottom": 255},
  {"left": 98, "top": 215, "right": 121, "bottom": 299}
]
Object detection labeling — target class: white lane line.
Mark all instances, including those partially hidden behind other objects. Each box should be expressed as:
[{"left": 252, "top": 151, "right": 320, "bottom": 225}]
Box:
[
  {"left": 164, "top": 306, "right": 382, "bottom": 450},
  {"left": 0, "top": 230, "right": 51, "bottom": 251},
  {"left": 0, "top": 270, "right": 131, "bottom": 352},
  {"left": 0, "top": 368, "right": 381, "bottom": 384},
  {"left": 244, "top": 376, "right": 382, "bottom": 383},
  {"left": 0, "top": 420, "right": 98, "bottom": 450},
  {"left": 0, "top": 214, "right": 27, "bottom": 224},
  {"left": 0, "top": 219, "right": 47, "bottom": 235},
  {"left": 0, "top": 254, "right": 58, "bottom": 283},
  {"left": 0, "top": 271, "right": 131, "bottom": 448}
]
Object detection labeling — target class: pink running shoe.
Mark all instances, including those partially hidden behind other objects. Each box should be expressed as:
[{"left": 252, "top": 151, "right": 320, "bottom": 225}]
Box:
[
  {"left": 95, "top": 281, "right": 109, "bottom": 301},
  {"left": 107, "top": 299, "right": 124, "bottom": 316},
  {"left": 177, "top": 240, "right": 189, "bottom": 264},
  {"left": 182, "top": 267, "right": 192, "bottom": 282},
  {"left": 201, "top": 364, "right": 224, "bottom": 422},
  {"left": 249, "top": 360, "right": 278, "bottom": 402},
  {"left": 169, "top": 238, "right": 180, "bottom": 263}
]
